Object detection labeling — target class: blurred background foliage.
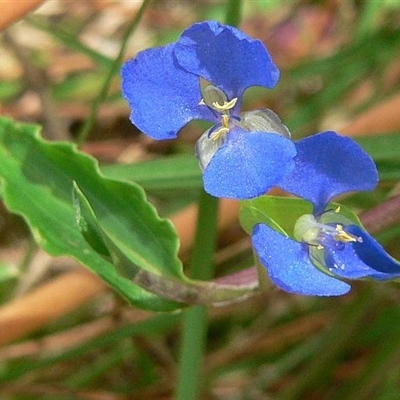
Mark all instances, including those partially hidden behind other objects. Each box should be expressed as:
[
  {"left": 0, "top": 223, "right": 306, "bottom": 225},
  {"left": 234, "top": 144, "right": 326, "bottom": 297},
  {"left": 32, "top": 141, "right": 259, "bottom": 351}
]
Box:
[{"left": 0, "top": 0, "right": 400, "bottom": 399}]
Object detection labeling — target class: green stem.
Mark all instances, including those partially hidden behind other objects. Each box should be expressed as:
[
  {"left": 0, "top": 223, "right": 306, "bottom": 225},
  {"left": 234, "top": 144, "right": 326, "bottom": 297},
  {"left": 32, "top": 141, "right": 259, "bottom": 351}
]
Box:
[
  {"left": 17, "top": 238, "right": 37, "bottom": 273},
  {"left": 357, "top": 0, "right": 381, "bottom": 39},
  {"left": 175, "top": 191, "right": 219, "bottom": 400},
  {"left": 175, "top": 5, "right": 242, "bottom": 397},
  {"left": 225, "top": 0, "right": 242, "bottom": 27},
  {"left": 76, "top": 0, "right": 151, "bottom": 147}
]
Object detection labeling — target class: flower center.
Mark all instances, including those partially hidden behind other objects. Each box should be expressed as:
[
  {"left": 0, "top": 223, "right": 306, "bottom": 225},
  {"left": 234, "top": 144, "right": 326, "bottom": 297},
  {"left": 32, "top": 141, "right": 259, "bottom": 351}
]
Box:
[
  {"left": 294, "top": 213, "right": 362, "bottom": 250},
  {"left": 199, "top": 84, "right": 238, "bottom": 141},
  {"left": 195, "top": 82, "right": 291, "bottom": 171}
]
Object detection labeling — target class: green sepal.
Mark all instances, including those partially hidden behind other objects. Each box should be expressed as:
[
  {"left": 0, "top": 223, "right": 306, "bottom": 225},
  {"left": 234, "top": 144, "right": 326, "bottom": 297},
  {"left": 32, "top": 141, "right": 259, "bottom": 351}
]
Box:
[{"left": 240, "top": 196, "right": 312, "bottom": 238}]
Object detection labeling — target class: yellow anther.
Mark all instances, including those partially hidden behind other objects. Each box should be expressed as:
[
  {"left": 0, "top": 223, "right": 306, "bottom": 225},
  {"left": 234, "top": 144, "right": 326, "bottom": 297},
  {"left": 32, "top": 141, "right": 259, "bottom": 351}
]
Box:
[
  {"left": 211, "top": 97, "right": 238, "bottom": 112},
  {"left": 221, "top": 114, "right": 230, "bottom": 128},
  {"left": 209, "top": 114, "right": 231, "bottom": 141},
  {"left": 198, "top": 92, "right": 238, "bottom": 140},
  {"left": 335, "top": 206, "right": 341, "bottom": 213},
  {"left": 210, "top": 126, "right": 229, "bottom": 141},
  {"left": 334, "top": 224, "right": 357, "bottom": 243}
]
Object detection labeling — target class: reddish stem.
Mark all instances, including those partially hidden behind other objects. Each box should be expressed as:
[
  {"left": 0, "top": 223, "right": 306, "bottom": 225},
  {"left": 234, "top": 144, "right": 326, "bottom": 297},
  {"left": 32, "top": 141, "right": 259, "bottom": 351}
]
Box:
[{"left": 360, "top": 194, "right": 400, "bottom": 235}]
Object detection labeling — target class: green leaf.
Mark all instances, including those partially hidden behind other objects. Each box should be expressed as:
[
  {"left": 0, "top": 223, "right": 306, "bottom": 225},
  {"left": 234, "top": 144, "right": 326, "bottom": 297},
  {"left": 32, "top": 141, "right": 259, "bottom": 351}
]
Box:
[
  {"left": 101, "top": 154, "right": 202, "bottom": 192},
  {"left": 0, "top": 117, "right": 183, "bottom": 311},
  {"left": 355, "top": 133, "right": 400, "bottom": 181},
  {"left": 355, "top": 132, "right": 400, "bottom": 161},
  {"left": 375, "top": 160, "right": 400, "bottom": 181}
]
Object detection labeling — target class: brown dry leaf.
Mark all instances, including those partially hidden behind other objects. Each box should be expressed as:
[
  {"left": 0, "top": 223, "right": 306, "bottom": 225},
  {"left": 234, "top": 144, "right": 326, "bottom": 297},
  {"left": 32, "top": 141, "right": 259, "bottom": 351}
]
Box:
[
  {"left": 0, "top": 0, "right": 44, "bottom": 31},
  {"left": 339, "top": 92, "right": 400, "bottom": 136}
]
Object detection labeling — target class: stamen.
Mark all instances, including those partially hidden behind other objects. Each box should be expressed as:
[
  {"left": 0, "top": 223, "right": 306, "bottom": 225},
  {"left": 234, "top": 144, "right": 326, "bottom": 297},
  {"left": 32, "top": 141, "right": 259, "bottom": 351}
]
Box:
[
  {"left": 197, "top": 82, "right": 242, "bottom": 140},
  {"left": 211, "top": 97, "right": 238, "bottom": 112},
  {"left": 334, "top": 224, "right": 363, "bottom": 243},
  {"left": 210, "top": 126, "right": 229, "bottom": 141},
  {"left": 221, "top": 114, "right": 229, "bottom": 129},
  {"left": 199, "top": 83, "right": 238, "bottom": 113},
  {"left": 294, "top": 213, "right": 363, "bottom": 248},
  {"left": 195, "top": 125, "right": 227, "bottom": 170}
]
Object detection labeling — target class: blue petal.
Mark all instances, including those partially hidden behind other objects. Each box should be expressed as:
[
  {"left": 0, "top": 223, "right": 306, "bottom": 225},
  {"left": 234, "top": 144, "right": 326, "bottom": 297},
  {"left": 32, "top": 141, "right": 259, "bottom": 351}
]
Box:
[
  {"left": 121, "top": 43, "right": 213, "bottom": 140},
  {"left": 202, "top": 128, "right": 296, "bottom": 199},
  {"left": 173, "top": 21, "right": 280, "bottom": 100},
  {"left": 322, "top": 242, "right": 387, "bottom": 279},
  {"left": 252, "top": 224, "right": 351, "bottom": 296},
  {"left": 346, "top": 225, "right": 400, "bottom": 276},
  {"left": 278, "top": 131, "right": 378, "bottom": 215}
]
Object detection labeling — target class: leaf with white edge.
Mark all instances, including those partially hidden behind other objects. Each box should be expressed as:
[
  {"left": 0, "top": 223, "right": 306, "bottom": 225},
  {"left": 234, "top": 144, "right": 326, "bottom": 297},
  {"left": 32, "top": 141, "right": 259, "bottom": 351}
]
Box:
[{"left": 0, "top": 117, "right": 183, "bottom": 311}]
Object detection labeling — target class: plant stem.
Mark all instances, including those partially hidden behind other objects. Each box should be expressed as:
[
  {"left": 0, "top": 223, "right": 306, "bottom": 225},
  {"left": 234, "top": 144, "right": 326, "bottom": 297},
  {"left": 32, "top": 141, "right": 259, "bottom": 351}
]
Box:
[
  {"left": 176, "top": 3, "right": 241, "bottom": 398},
  {"left": 175, "top": 191, "right": 219, "bottom": 400},
  {"left": 360, "top": 194, "right": 400, "bottom": 235},
  {"left": 225, "top": 0, "right": 242, "bottom": 27},
  {"left": 76, "top": 0, "right": 150, "bottom": 147}
]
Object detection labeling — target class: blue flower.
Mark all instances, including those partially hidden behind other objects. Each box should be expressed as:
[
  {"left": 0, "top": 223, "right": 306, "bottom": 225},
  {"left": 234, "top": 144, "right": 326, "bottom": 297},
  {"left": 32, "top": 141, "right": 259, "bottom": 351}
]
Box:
[
  {"left": 121, "top": 21, "right": 296, "bottom": 199},
  {"left": 251, "top": 131, "right": 400, "bottom": 296}
]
